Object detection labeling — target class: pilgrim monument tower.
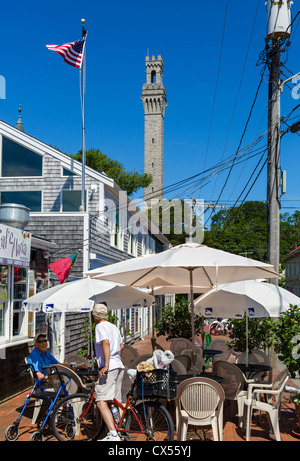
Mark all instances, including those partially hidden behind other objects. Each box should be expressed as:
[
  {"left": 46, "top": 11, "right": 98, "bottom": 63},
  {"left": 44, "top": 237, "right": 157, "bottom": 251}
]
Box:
[{"left": 141, "top": 55, "right": 167, "bottom": 201}]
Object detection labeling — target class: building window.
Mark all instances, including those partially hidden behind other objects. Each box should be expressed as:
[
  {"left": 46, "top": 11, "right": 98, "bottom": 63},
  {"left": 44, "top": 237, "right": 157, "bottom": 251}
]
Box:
[
  {"left": 1, "top": 136, "right": 43, "bottom": 177},
  {"left": 110, "top": 209, "right": 124, "bottom": 251},
  {"left": 12, "top": 267, "right": 27, "bottom": 337},
  {"left": 0, "top": 266, "right": 8, "bottom": 339},
  {"left": 0, "top": 191, "right": 42, "bottom": 212},
  {"left": 128, "top": 229, "right": 138, "bottom": 256},
  {"left": 0, "top": 265, "right": 28, "bottom": 343},
  {"left": 62, "top": 190, "right": 84, "bottom": 212},
  {"left": 62, "top": 167, "right": 78, "bottom": 177}
]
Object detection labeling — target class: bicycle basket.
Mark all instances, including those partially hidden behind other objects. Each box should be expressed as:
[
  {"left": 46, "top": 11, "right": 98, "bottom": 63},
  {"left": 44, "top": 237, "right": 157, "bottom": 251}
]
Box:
[{"left": 136, "top": 369, "right": 178, "bottom": 399}]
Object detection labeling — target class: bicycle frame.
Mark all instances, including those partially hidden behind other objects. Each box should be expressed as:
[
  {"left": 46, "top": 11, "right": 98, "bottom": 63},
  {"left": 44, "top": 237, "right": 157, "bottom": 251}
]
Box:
[
  {"left": 112, "top": 395, "right": 144, "bottom": 434},
  {"left": 75, "top": 391, "right": 145, "bottom": 435}
]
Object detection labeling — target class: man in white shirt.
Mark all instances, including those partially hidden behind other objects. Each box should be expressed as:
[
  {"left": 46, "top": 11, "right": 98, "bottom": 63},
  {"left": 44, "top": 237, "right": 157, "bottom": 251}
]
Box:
[{"left": 93, "top": 303, "right": 124, "bottom": 442}]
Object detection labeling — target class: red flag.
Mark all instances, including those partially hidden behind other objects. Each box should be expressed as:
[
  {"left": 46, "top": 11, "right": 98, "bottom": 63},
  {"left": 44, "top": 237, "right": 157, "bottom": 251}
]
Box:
[{"left": 48, "top": 253, "right": 78, "bottom": 284}]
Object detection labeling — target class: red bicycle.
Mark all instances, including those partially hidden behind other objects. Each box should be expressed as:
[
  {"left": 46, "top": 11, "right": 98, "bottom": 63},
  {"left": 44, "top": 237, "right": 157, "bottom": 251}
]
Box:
[{"left": 50, "top": 372, "right": 174, "bottom": 441}]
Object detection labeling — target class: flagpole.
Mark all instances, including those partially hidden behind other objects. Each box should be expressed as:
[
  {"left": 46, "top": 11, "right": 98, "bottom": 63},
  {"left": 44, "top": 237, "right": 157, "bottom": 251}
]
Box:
[{"left": 81, "top": 19, "right": 87, "bottom": 212}]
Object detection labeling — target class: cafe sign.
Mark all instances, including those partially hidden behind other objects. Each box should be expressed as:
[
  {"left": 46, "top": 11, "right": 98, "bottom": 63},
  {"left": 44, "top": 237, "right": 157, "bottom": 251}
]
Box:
[{"left": 0, "top": 223, "right": 31, "bottom": 267}]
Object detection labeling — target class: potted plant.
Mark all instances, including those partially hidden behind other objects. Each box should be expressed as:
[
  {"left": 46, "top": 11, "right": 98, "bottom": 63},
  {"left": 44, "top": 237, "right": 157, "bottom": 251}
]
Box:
[
  {"left": 155, "top": 300, "right": 202, "bottom": 342},
  {"left": 285, "top": 387, "right": 300, "bottom": 429}
]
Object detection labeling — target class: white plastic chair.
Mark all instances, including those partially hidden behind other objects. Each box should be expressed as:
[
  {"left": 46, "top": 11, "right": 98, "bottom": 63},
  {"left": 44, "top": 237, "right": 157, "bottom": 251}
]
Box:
[
  {"left": 175, "top": 377, "right": 225, "bottom": 441},
  {"left": 170, "top": 338, "right": 193, "bottom": 356},
  {"left": 244, "top": 368, "right": 289, "bottom": 441},
  {"left": 237, "top": 349, "right": 273, "bottom": 384},
  {"left": 212, "top": 360, "right": 255, "bottom": 428}
]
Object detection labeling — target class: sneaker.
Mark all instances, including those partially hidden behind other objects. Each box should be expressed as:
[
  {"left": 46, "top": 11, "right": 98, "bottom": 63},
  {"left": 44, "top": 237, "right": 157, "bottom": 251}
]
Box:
[{"left": 98, "top": 431, "right": 121, "bottom": 442}]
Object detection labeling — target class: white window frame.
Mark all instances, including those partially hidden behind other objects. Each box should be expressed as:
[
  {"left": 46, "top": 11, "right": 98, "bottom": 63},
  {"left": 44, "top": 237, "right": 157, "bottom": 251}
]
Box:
[
  {"left": 110, "top": 208, "right": 125, "bottom": 251},
  {"left": 0, "top": 265, "right": 28, "bottom": 347}
]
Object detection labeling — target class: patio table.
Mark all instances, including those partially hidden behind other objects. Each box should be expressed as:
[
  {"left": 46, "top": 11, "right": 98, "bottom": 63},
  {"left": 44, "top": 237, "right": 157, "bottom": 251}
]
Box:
[
  {"left": 202, "top": 349, "right": 223, "bottom": 360},
  {"left": 235, "top": 363, "right": 272, "bottom": 380}
]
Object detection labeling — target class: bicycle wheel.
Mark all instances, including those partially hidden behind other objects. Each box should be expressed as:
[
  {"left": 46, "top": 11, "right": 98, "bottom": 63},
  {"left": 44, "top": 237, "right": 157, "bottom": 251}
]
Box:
[
  {"left": 51, "top": 393, "right": 104, "bottom": 441},
  {"left": 124, "top": 401, "right": 174, "bottom": 441}
]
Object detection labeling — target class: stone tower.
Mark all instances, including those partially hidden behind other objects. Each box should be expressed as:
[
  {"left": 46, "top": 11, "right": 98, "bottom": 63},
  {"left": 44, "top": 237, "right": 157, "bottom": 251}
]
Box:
[{"left": 141, "top": 55, "right": 167, "bottom": 202}]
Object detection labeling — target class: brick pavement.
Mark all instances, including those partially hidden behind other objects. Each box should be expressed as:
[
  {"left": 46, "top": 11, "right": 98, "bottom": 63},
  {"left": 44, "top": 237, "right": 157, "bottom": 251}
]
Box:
[{"left": 1, "top": 331, "right": 300, "bottom": 442}]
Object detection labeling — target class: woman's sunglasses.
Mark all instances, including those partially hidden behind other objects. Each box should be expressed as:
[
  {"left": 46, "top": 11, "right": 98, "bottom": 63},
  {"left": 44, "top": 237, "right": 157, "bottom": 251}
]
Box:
[{"left": 37, "top": 339, "right": 48, "bottom": 344}]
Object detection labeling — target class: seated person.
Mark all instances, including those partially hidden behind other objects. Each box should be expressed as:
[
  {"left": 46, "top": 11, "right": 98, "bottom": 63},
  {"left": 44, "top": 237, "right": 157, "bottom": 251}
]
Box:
[{"left": 27, "top": 333, "right": 87, "bottom": 380}]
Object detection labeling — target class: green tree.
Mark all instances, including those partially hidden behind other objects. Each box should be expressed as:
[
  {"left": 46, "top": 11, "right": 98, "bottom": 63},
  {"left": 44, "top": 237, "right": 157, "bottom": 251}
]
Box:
[
  {"left": 203, "top": 201, "right": 300, "bottom": 266},
  {"left": 155, "top": 300, "right": 202, "bottom": 342},
  {"left": 71, "top": 148, "right": 152, "bottom": 196},
  {"left": 204, "top": 201, "right": 268, "bottom": 262},
  {"left": 273, "top": 305, "right": 300, "bottom": 378},
  {"left": 228, "top": 316, "right": 276, "bottom": 353}
]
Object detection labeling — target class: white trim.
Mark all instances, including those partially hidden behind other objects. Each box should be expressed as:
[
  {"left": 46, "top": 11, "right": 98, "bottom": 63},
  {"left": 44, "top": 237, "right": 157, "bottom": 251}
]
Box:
[{"left": 0, "top": 338, "right": 32, "bottom": 350}]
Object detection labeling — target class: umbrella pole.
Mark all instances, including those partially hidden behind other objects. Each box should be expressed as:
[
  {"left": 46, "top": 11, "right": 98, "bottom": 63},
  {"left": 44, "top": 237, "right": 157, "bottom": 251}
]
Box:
[
  {"left": 151, "top": 287, "right": 157, "bottom": 352},
  {"left": 189, "top": 269, "right": 196, "bottom": 377},
  {"left": 246, "top": 313, "right": 249, "bottom": 367}
]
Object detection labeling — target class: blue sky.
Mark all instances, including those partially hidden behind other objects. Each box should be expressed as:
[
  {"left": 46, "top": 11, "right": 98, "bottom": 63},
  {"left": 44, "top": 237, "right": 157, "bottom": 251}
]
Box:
[{"left": 1, "top": 0, "right": 300, "bottom": 226}]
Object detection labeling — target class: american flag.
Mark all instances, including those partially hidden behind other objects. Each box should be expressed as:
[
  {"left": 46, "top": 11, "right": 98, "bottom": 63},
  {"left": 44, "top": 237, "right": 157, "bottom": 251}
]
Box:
[{"left": 46, "top": 39, "right": 85, "bottom": 69}]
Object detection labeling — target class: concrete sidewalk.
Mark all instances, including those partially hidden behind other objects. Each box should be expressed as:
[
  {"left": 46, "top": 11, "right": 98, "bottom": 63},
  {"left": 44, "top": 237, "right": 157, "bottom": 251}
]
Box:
[{"left": 1, "top": 332, "right": 300, "bottom": 442}]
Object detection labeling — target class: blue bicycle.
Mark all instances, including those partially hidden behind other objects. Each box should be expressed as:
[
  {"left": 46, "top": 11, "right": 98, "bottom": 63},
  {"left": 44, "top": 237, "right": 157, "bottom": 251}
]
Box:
[{"left": 5, "top": 363, "right": 71, "bottom": 441}]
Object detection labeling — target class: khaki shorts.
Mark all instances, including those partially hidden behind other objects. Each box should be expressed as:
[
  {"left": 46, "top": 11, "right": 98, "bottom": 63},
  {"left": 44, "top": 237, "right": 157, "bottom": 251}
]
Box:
[{"left": 95, "top": 368, "right": 124, "bottom": 402}]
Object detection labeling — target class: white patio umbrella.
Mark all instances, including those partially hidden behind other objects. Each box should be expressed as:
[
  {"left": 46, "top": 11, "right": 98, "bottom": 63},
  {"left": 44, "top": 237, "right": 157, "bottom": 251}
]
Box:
[
  {"left": 194, "top": 280, "right": 300, "bottom": 364},
  {"left": 22, "top": 277, "right": 155, "bottom": 360},
  {"left": 22, "top": 277, "right": 155, "bottom": 312},
  {"left": 85, "top": 242, "right": 279, "bottom": 375}
]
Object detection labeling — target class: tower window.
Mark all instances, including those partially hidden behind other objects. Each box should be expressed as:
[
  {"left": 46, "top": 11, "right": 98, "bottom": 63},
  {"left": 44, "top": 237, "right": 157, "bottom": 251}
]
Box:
[
  {"left": 152, "top": 138, "right": 155, "bottom": 143},
  {"left": 152, "top": 163, "right": 154, "bottom": 168},
  {"left": 151, "top": 71, "right": 156, "bottom": 83}
]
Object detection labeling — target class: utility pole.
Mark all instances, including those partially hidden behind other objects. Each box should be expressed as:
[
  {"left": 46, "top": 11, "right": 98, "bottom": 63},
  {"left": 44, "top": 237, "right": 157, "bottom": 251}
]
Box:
[
  {"left": 267, "top": 42, "right": 281, "bottom": 284},
  {"left": 266, "top": 0, "right": 292, "bottom": 284}
]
